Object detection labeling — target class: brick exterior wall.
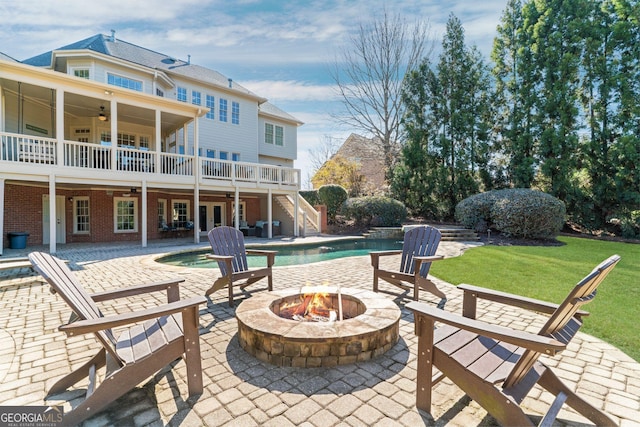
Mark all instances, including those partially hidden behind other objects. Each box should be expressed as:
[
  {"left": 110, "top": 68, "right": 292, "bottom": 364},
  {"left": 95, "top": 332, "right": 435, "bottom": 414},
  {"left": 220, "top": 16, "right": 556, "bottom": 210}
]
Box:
[{"left": 3, "top": 183, "right": 264, "bottom": 248}]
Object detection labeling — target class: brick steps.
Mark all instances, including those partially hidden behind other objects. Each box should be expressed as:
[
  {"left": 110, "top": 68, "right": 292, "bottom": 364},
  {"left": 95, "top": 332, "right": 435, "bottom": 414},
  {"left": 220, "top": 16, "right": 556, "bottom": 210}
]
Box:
[{"left": 364, "top": 225, "right": 479, "bottom": 242}]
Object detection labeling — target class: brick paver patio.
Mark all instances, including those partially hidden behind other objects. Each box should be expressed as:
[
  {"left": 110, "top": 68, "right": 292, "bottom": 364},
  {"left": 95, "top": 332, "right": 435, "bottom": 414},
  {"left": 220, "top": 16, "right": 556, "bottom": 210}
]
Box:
[{"left": 1, "top": 237, "right": 639, "bottom": 426}]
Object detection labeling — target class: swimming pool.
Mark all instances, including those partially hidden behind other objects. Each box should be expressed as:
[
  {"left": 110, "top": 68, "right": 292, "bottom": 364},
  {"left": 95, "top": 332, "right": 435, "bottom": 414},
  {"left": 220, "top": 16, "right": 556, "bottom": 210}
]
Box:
[{"left": 157, "top": 238, "right": 404, "bottom": 268}]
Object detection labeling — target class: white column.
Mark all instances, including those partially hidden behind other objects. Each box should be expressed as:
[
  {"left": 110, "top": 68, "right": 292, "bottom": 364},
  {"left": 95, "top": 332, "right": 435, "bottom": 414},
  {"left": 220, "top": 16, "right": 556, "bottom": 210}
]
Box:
[
  {"left": 193, "top": 115, "right": 200, "bottom": 244},
  {"left": 155, "top": 109, "right": 161, "bottom": 175},
  {"left": 267, "top": 188, "right": 273, "bottom": 239},
  {"left": 49, "top": 175, "right": 56, "bottom": 254},
  {"left": 56, "top": 89, "right": 64, "bottom": 162},
  {"left": 141, "top": 181, "right": 147, "bottom": 248},
  {"left": 110, "top": 100, "right": 118, "bottom": 170},
  {"left": 294, "top": 191, "right": 299, "bottom": 237},
  {"left": 234, "top": 189, "right": 240, "bottom": 230}
]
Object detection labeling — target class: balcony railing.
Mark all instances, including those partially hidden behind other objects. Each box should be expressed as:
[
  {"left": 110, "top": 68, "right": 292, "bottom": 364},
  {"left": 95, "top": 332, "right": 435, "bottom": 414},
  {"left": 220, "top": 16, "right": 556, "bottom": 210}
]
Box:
[{"left": 1, "top": 131, "right": 300, "bottom": 187}]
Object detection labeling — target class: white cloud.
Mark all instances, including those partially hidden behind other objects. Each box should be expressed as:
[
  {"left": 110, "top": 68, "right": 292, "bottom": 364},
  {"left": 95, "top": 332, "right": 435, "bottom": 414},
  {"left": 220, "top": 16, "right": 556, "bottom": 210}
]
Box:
[{"left": 243, "top": 80, "right": 338, "bottom": 103}]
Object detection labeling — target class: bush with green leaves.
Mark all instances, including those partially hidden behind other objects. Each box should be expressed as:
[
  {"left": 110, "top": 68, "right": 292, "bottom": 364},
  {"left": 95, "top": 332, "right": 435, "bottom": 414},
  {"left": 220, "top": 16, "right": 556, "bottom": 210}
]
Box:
[
  {"left": 318, "top": 184, "right": 348, "bottom": 223},
  {"left": 456, "top": 189, "right": 566, "bottom": 239},
  {"left": 299, "top": 190, "right": 320, "bottom": 206},
  {"left": 343, "top": 196, "right": 408, "bottom": 227}
]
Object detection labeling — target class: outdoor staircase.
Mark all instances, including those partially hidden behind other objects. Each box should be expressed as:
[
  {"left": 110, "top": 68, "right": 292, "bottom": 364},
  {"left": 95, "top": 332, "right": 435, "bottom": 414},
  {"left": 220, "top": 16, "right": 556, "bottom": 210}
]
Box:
[
  {"left": 364, "top": 225, "right": 479, "bottom": 242},
  {"left": 274, "top": 195, "right": 321, "bottom": 236}
]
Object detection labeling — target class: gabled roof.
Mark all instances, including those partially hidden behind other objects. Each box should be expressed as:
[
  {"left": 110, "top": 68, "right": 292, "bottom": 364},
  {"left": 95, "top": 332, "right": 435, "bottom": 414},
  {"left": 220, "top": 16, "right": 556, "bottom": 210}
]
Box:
[
  {"left": 259, "top": 102, "right": 304, "bottom": 125},
  {"left": 22, "top": 33, "right": 263, "bottom": 100},
  {"left": 0, "top": 52, "right": 19, "bottom": 62}
]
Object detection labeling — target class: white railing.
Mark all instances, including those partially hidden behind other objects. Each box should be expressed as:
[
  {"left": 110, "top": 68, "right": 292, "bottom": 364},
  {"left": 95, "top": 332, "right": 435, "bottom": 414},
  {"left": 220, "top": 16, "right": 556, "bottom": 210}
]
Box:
[
  {"left": 201, "top": 158, "right": 300, "bottom": 187},
  {"left": 1, "top": 132, "right": 57, "bottom": 164},
  {"left": 64, "top": 140, "right": 112, "bottom": 169},
  {"left": 297, "top": 194, "right": 321, "bottom": 233},
  {"left": 1, "top": 131, "right": 300, "bottom": 188}
]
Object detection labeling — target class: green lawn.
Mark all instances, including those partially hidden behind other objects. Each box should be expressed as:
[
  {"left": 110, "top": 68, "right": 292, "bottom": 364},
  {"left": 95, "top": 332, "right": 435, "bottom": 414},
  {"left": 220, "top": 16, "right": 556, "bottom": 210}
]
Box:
[{"left": 430, "top": 236, "right": 640, "bottom": 362}]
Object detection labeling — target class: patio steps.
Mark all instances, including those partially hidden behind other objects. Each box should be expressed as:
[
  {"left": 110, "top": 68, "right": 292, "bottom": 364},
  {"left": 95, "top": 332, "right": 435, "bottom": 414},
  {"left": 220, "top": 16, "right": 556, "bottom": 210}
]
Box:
[{"left": 364, "top": 226, "right": 479, "bottom": 242}]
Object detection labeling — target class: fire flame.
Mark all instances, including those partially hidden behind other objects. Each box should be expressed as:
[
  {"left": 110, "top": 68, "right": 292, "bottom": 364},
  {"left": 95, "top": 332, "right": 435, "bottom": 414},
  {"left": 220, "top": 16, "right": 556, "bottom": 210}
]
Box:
[{"left": 279, "top": 282, "right": 342, "bottom": 322}]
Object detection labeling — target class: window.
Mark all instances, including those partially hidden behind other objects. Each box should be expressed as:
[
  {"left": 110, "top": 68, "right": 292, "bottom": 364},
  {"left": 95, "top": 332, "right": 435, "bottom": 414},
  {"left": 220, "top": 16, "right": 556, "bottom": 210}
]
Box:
[
  {"left": 219, "top": 151, "right": 228, "bottom": 160},
  {"left": 73, "top": 197, "right": 90, "bottom": 234},
  {"left": 74, "top": 128, "right": 90, "bottom": 143},
  {"left": 172, "top": 200, "right": 189, "bottom": 227},
  {"left": 192, "top": 90, "right": 201, "bottom": 105},
  {"left": 139, "top": 136, "right": 150, "bottom": 149},
  {"left": 100, "top": 131, "right": 111, "bottom": 143},
  {"left": 206, "top": 95, "right": 215, "bottom": 119},
  {"left": 219, "top": 98, "right": 227, "bottom": 122},
  {"left": 232, "top": 153, "right": 240, "bottom": 161},
  {"left": 232, "top": 101, "right": 240, "bottom": 124},
  {"left": 156, "top": 88, "right": 164, "bottom": 97},
  {"left": 74, "top": 69, "right": 90, "bottom": 79},
  {"left": 114, "top": 198, "right": 137, "bottom": 232},
  {"left": 265, "top": 123, "right": 284, "bottom": 146},
  {"left": 265, "top": 123, "right": 274, "bottom": 144},
  {"left": 117, "top": 133, "right": 136, "bottom": 147},
  {"left": 158, "top": 199, "right": 167, "bottom": 229},
  {"left": 177, "top": 87, "right": 187, "bottom": 102},
  {"left": 107, "top": 73, "right": 142, "bottom": 91},
  {"left": 207, "top": 149, "right": 215, "bottom": 158}
]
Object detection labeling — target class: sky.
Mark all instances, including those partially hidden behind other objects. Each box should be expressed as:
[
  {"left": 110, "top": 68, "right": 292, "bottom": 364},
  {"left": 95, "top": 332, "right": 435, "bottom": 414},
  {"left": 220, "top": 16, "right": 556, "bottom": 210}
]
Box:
[{"left": 0, "top": 0, "right": 508, "bottom": 188}]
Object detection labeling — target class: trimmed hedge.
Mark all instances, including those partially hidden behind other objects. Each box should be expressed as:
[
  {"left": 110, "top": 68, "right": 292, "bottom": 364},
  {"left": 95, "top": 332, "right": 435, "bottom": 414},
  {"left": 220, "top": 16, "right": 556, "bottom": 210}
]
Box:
[
  {"left": 455, "top": 189, "right": 566, "bottom": 239},
  {"left": 318, "top": 184, "right": 348, "bottom": 223},
  {"left": 343, "top": 196, "right": 408, "bottom": 227}
]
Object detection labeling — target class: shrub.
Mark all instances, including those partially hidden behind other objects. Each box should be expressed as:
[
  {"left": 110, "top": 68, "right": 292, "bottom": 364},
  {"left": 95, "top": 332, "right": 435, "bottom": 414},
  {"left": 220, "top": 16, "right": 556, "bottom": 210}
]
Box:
[
  {"left": 343, "top": 196, "right": 408, "bottom": 227},
  {"left": 318, "top": 184, "right": 348, "bottom": 223},
  {"left": 456, "top": 189, "right": 566, "bottom": 239},
  {"left": 299, "top": 190, "right": 320, "bottom": 206}
]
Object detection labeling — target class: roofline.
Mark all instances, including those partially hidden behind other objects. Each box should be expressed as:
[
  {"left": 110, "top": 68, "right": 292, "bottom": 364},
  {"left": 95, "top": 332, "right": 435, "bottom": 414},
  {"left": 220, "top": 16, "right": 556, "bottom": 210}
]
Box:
[
  {"left": 259, "top": 110, "right": 304, "bottom": 126},
  {"left": 0, "top": 59, "right": 204, "bottom": 117},
  {"left": 52, "top": 48, "right": 268, "bottom": 103}
]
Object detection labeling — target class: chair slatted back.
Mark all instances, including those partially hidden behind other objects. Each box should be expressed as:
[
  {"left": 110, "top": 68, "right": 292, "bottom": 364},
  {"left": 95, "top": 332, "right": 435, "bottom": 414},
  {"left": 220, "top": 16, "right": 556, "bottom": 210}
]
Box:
[
  {"left": 504, "top": 255, "right": 620, "bottom": 388},
  {"left": 28, "top": 251, "right": 122, "bottom": 363},
  {"left": 207, "top": 226, "right": 249, "bottom": 275},
  {"left": 399, "top": 226, "right": 442, "bottom": 277}
]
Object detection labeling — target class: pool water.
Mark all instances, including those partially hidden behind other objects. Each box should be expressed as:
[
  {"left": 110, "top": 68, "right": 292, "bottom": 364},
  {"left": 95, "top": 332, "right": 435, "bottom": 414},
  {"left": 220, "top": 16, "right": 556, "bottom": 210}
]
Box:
[{"left": 157, "top": 238, "right": 404, "bottom": 268}]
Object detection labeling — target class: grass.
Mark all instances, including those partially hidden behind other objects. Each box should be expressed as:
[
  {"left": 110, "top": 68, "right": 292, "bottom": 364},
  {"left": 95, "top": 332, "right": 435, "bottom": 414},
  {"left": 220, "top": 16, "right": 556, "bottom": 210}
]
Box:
[{"left": 429, "top": 236, "right": 640, "bottom": 362}]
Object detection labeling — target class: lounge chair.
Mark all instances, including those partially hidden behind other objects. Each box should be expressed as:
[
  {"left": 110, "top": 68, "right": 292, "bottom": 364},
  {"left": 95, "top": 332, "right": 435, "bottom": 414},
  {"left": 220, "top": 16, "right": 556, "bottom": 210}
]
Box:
[
  {"left": 370, "top": 225, "right": 447, "bottom": 308},
  {"left": 28, "top": 251, "right": 206, "bottom": 427},
  {"left": 206, "top": 226, "right": 277, "bottom": 307},
  {"left": 407, "top": 254, "right": 620, "bottom": 426}
]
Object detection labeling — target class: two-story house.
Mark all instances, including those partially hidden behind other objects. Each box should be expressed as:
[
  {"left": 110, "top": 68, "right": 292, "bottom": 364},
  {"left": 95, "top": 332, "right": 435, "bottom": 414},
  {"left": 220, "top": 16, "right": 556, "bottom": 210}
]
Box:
[{"left": 0, "top": 32, "right": 321, "bottom": 254}]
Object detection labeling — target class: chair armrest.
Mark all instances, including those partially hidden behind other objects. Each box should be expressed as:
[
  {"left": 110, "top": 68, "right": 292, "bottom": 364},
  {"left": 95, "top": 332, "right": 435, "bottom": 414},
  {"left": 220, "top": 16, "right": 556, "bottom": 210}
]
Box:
[
  {"left": 458, "top": 284, "right": 590, "bottom": 320},
  {"left": 407, "top": 301, "right": 565, "bottom": 355},
  {"left": 205, "top": 254, "right": 233, "bottom": 262},
  {"left": 246, "top": 250, "right": 277, "bottom": 267},
  {"left": 370, "top": 250, "right": 403, "bottom": 258},
  {"left": 59, "top": 296, "right": 206, "bottom": 336},
  {"left": 414, "top": 255, "right": 444, "bottom": 263},
  {"left": 245, "top": 249, "right": 277, "bottom": 255},
  {"left": 90, "top": 278, "right": 185, "bottom": 303}
]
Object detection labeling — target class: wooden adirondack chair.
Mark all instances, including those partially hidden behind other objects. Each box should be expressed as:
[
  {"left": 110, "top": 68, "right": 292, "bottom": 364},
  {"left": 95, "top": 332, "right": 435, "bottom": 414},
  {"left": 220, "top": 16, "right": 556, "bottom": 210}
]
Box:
[
  {"left": 28, "top": 251, "right": 206, "bottom": 427},
  {"left": 206, "top": 226, "right": 277, "bottom": 307},
  {"left": 371, "top": 225, "right": 447, "bottom": 308},
  {"left": 407, "top": 255, "right": 620, "bottom": 427}
]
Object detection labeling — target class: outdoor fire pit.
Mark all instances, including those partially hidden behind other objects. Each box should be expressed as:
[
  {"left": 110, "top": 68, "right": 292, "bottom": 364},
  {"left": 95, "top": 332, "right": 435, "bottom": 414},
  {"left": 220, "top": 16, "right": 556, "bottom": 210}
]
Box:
[{"left": 235, "top": 286, "right": 401, "bottom": 367}]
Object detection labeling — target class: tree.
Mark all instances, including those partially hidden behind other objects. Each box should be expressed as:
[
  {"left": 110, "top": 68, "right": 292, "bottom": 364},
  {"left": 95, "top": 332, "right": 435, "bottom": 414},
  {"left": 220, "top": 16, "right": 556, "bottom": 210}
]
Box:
[
  {"left": 392, "top": 14, "right": 492, "bottom": 220},
  {"left": 311, "top": 155, "right": 365, "bottom": 197},
  {"left": 491, "top": 0, "right": 538, "bottom": 188},
  {"left": 330, "top": 9, "right": 432, "bottom": 179}
]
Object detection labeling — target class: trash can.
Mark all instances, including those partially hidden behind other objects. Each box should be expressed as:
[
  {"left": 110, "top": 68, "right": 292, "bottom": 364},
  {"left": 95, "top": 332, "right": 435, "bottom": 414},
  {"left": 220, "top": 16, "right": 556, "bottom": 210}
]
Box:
[{"left": 8, "top": 232, "right": 29, "bottom": 249}]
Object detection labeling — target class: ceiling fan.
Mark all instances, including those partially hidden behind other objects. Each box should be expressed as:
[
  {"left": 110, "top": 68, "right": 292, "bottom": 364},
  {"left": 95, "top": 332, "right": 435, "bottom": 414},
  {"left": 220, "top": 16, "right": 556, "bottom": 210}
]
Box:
[{"left": 98, "top": 106, "right": 108, "bottom": 121}]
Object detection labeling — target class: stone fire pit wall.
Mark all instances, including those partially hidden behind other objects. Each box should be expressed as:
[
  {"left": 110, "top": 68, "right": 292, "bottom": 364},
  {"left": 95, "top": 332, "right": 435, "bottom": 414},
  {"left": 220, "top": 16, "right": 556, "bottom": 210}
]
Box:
[{"left": 235, "top": 288, "right": 401, "bottom": 368}]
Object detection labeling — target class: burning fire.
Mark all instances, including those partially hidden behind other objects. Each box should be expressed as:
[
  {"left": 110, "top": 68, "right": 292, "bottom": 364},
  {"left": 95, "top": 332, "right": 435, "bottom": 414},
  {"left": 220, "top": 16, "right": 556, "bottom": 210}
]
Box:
[{"left": 279, "top": 283, "right": 344, "bottom": 322}]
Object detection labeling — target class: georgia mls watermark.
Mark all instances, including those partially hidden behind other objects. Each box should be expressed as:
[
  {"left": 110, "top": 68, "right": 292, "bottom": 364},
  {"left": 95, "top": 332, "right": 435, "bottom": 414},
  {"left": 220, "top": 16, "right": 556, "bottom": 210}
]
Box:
[{"left": 0, "top": 406, "right": 63, "bottom": 427}]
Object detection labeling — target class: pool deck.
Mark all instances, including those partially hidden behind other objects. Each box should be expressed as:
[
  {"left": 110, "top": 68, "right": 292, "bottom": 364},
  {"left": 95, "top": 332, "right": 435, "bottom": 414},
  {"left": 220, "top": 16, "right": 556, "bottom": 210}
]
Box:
[{"left": 1, "top": 236, "right": 639, "bottom": 426}]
